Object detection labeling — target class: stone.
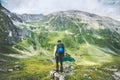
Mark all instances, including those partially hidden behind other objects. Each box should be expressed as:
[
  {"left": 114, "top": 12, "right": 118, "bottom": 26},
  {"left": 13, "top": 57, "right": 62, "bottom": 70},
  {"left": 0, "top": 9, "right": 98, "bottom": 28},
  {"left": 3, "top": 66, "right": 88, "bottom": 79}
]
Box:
[
  {"left": 50, "top": 70, "right": 65, "bottom": 80},
  {"left": 104, "top": 68, "right": 118, "bottom": 72},
  {"left": 15, "top": 62, "right": 19, "bottom": 64},
  {"left": 50, "top": 67, "right": 74, "bottom": 80},
  {"left": 83, "top": 74, "right": 90, "bottom": 78},
  {"left": 8, "top": 69, "right": 13, "bottom": 72},
  {"left": 87, "top": 69, "right": 93, "bottom": 72},
  {"left": 50, "top": 62, "right": 75, "bottom": 80},
  {"left": 0, "top": 68, "right": 8, "bottom": 73},
  {"left": 14, "top": 65, "right": 23, "bottom": 70},
  {"left": 112, "top": 71, "right": 120, "bottom": 80}
]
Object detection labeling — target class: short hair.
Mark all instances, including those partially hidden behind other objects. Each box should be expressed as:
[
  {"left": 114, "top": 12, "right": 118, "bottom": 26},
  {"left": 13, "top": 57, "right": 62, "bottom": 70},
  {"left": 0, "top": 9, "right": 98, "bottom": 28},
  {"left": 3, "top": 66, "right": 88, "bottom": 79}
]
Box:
[{"left": 57, "top": 40, "right": 61, "bottom": 42}]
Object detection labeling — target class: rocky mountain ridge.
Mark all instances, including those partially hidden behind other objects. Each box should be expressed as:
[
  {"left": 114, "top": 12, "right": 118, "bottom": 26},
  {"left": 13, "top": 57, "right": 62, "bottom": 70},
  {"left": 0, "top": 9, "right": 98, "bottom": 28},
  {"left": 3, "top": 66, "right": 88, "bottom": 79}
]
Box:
[
  {"left": 0, "top": 3, "right": 29, "bottom": 45},
  {"left": 45, "top": 10, "right": 120, "bottom": 34},
  {"left": 18, "top": 14, "right": 44, "bottom": 22},
  {"left": 42, "top": 10, "right": 120, "bottom": 54}
]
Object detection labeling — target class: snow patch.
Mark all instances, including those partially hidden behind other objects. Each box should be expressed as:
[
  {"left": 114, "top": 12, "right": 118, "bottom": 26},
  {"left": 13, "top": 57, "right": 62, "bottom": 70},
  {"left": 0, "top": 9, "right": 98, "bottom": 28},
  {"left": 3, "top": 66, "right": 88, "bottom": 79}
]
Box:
[
  {"left": 8, "top": 31, "right": 12, "bottom": 37},
  {"left": 65, "top": 30, "right": 74, "bottom": 35}
]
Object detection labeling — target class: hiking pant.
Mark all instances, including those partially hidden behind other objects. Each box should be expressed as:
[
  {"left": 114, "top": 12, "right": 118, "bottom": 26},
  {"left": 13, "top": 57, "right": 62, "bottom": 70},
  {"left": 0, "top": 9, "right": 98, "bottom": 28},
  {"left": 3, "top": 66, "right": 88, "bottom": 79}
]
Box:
[{"left": 55, "top": 54, "right": 64, "bottom": 72}]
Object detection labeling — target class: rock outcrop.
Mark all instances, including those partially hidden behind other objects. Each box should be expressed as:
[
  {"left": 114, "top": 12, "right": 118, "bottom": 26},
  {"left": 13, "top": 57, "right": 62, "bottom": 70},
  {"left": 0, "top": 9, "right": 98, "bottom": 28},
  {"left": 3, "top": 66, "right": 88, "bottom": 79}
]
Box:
[
  {"left": 50, "top": 62, "right": 75, "bottom": 80},
  {"left": 0, "top": 3, "right": 29, "bottom": 45}
]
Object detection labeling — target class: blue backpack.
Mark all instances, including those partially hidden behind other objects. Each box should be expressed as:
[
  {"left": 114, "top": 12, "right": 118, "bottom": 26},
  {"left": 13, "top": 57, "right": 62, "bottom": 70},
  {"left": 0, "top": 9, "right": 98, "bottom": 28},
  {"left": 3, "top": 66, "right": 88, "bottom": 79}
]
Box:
[{"left": 57, "top": 43, "right": 64, "bottom": 54}]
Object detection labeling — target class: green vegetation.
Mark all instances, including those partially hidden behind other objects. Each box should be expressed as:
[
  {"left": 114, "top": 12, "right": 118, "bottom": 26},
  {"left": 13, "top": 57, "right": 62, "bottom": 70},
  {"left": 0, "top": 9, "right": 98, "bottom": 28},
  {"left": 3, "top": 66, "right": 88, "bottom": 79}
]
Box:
[
  {"left": 66, "top": 55, "right": 120, "bottom": 80},
  {"left": 0, "top": 11, "right": 120, "bottom": 80},
  {"left": 0, "top": 54, "right": 54, "bottom": 80}
]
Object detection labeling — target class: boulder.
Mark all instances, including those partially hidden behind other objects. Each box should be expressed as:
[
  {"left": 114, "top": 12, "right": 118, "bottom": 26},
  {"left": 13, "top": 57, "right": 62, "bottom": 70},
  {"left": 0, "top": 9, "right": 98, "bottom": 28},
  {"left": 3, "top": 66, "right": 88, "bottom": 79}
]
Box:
[
  {"left": 50, "top": 70, "right": 65, "bottom": 80},
  {"left": 14, "top": 65, "right": 23, "bottom": 70},
  {"left": 112, "top": 71, "right": 120, "bottom": 80},
  {"left": 0, "top": 68, "right": 8, "bottom": 73},
  {"left": 8, "top": 69, "right": 14, "bottom": 72},
  {"left": 50, "top": 62, "right": 75, "bottom": 80}
]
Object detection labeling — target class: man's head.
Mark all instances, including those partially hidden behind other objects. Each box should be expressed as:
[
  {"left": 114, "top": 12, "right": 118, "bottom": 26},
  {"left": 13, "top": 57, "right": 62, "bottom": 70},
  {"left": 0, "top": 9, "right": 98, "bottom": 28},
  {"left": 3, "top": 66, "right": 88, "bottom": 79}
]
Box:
[{"left": 57, "top": 40, "right": 61, "bottom": 43}]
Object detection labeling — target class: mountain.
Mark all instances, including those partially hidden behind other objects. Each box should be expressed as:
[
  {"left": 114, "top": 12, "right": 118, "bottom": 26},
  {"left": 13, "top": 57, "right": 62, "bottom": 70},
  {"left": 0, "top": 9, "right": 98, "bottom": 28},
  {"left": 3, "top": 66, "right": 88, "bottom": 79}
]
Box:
[
  {"left": 0, "top": 3, "right": 29, "bottom": 45},
  {"left": 11, "top": 11, "right": 120, "bottom": 79},
  {"left": 18, "top": 14, "right": 44, "bottom": 22},
  {"left": 0, "top": 4, "right": 120, "bottom": 80},
  {"left": 0, "top": 3, "right": 23, "bottom": 23},
  {"left": 12, "top": 10, "right": 120, "bottom": 55},
  {"left": 101, "top": 0, "right": 120, "bottom": 7},
  {"left": 100, "top": 0, "right": 120, "bottom": 20},
  {"left": 0, "top": 3, "right": 19, "bottom": 45},
  {"left": 1, "top": 3, "right": 119, "bottom": 55},
  {"left": 39, "top": 10, "right": 120, "bottom": 54},
  {"left": 44, "top": 10, "right": 120, "bottom": 33}
]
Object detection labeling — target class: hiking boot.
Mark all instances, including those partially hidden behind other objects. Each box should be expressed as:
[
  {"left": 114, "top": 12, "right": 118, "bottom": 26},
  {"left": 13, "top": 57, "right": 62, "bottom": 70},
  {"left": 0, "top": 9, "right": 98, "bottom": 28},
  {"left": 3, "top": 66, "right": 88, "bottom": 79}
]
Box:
[
  {"left": 56, "top": 69, "right": 59, "bottom": 72},
  {"left": 60, "top": 66, "right": 63, "bottom": 72},
  {"left": 60, "top": 69, "right": 63, "bottom": 72}
]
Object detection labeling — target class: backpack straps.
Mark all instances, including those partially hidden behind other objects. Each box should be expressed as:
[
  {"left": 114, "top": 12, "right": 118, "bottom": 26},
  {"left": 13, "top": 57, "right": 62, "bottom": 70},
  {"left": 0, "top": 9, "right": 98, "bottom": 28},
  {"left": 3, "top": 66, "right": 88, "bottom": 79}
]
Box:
[{"left": 56, "top": 42, "right": 64, "bottom": 54}]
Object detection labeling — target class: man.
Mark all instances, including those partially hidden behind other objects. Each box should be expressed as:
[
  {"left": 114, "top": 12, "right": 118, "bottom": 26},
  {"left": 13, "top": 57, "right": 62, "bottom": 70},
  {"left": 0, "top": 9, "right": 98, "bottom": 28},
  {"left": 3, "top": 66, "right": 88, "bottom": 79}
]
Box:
[{"left": 54, "top": 40, "right": 65, "bottom": 72}]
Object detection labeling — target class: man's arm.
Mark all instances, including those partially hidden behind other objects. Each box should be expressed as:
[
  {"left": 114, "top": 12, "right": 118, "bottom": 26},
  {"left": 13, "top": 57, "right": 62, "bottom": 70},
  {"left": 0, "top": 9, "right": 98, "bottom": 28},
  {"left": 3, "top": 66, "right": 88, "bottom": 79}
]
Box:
[
  {"left": 63, "top": 44, "right": 65, "bottom": 56},
  {"left": 54, "top": 45, "right": 57, "bottom": 58}
]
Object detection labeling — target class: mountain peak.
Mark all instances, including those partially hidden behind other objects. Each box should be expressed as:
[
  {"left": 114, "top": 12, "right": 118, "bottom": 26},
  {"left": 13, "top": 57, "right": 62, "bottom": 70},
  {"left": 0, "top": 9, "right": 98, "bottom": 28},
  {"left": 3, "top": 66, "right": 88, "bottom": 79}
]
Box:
[
  {"left": 45, "top": 10, "right": 120, "bottom": 35},
  {"left": 0, "top": 3, "right": 23, "bottom": 23},
  {"left": 0, "top": 3, "right": 10, "bottom": 13},
  {"left": 0, "top": 2, "right": 3, "bottom": 9}
]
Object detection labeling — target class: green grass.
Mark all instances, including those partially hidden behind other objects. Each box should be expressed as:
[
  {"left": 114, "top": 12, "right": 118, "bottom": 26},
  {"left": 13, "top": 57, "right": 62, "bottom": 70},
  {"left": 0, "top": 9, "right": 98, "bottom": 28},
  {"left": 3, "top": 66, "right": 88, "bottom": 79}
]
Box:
[
  {"left": 0, "top": 51, "right": 120, "bottom": 80},
  {"left": 0, "top": 21, "right": 120, "bottom": 80},
  {"left": 0, "top": 45, "right": 21, "bottom": 54},
  {"left": 0, "top": 54, "right": 54, "bottom": 80},
  {"left": 66, "top": 55, "right": 120, "bottom": 80}
]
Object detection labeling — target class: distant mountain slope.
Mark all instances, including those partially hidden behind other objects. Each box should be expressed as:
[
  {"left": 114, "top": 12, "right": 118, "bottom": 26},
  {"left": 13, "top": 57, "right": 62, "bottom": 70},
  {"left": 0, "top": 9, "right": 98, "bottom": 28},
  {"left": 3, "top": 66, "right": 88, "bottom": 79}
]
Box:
[
  {"left": 0, "top": 2, "right": 120, "bottom": 55},
  {"left": 0, "top": 3, "right": 23, "bottom": 23},
  {"left": 18, "top": 14, "right": 44, "bottom": 22},
  {"left": 44, "top": 10, "right": 120, "bottom": 34},
  {"left": 41, "top": 10, "right": 120, "bottom": 54},
  {"left": 0, "top": 4, "right": 19, "bottom": 45},
  {"left": 0, "top": 3, "right": 29, "bottom": 45}
]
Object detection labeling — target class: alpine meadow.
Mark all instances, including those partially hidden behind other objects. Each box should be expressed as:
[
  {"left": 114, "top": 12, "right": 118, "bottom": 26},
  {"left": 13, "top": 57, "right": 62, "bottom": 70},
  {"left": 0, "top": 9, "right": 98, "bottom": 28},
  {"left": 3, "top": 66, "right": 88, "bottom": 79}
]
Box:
[{"left": 0, "top": 0, "right": 120, "bottom": 80}]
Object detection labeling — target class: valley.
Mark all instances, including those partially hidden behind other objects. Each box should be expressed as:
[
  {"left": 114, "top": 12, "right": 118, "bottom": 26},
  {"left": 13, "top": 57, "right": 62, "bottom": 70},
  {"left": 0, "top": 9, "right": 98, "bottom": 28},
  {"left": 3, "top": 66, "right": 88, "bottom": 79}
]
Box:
[{"left": 0, "top": 4, "right": 120, "bottom": 80}]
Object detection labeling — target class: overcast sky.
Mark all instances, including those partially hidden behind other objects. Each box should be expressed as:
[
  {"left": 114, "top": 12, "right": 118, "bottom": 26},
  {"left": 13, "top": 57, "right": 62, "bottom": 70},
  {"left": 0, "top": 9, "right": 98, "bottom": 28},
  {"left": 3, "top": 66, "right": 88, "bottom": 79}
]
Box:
[{"left": 1, "top": 0, "right": 120, "bottom": 20}]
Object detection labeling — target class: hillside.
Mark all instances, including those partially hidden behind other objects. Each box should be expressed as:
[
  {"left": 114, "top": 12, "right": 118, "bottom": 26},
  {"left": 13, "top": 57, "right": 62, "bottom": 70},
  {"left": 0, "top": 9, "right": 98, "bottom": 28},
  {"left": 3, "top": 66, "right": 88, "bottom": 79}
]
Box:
[
  {"left": 0, "top": 4, "right": 20, "bottom": 45},
  {"left": 37, "top": 10, "right": 120, "bottom": 54},
  {"left": 18, "top": 14, "right": 44, "bottom": 22},
  {"left": 0, "top": 3, "right": 120, "bottom": 80}
]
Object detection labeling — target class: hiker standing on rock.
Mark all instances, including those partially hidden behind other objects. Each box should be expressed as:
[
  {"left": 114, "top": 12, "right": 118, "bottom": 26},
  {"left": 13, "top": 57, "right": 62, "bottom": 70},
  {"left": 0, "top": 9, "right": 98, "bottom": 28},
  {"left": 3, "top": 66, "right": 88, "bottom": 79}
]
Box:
[{"left": 54, "top": 40, "right": 65, "bottom": 72}]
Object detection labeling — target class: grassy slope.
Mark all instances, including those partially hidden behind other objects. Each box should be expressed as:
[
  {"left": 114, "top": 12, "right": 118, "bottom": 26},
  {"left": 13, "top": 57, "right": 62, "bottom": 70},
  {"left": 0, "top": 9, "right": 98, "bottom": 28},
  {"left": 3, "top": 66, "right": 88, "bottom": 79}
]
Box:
[
  {"left": 66, "top": 55, "right": 120, "bottom": 80},
  {"left": 0, "top": 22, "right": 120, "bottom": 80},
  {"left": 0, "top": 43, "right": 119, "bottom": 80},
  {"left": 0, "top": 54, "right": 54, "bottom": 80}
]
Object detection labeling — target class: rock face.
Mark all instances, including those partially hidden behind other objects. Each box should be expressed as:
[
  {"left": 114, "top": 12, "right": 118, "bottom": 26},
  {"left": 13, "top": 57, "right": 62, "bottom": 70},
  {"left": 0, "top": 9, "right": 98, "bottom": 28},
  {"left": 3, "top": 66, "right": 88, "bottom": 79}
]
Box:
[
  {"left": 50, "top": 62, "right": 75, "bottom": 80},
  {"left": 42, "top": 10, "right": 120, "bottom": 54},
  {"left": 0, "top": 3, "right": 23, "bottom": 23},
  {"left": 0, "top": 8, "right": 19, "bottom": 44},
  {"left": 0, "top": 65, "right": 23, "bottom": 73},
  {"left": 44, "top": 10, "right": 120, "bottom": 34},
  {"left": 18, "top": 14, "right": 44, "bottom": 22},
  {"left": 50, "top": 70, "right": 65, "bottom": 80},
  {"left": 112, "top": 71, "right": 120, "bottom": 80},
  {"left": 104, "top": 66, "right": 120, "bottom": 80},
  {"left": 0, "top": 4, "right": 28, "bottom": 45}
]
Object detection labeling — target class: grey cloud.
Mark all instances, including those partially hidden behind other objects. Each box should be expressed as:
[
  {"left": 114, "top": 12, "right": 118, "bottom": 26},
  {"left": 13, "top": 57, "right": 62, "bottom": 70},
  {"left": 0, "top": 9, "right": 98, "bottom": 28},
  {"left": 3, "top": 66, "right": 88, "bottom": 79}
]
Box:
[{"left": 3, "top": 0, "right": 120, "bottom": 21}]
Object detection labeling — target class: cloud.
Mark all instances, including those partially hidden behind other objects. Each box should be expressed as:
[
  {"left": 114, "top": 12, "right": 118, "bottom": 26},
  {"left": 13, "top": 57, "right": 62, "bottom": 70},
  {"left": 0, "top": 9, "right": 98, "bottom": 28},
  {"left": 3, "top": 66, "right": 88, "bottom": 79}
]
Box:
[{"left": 3, "top": 0, "right": 120, "bottom": 20}]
